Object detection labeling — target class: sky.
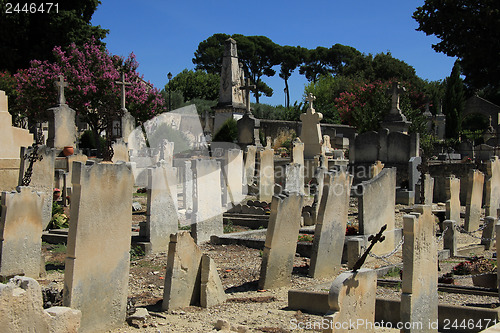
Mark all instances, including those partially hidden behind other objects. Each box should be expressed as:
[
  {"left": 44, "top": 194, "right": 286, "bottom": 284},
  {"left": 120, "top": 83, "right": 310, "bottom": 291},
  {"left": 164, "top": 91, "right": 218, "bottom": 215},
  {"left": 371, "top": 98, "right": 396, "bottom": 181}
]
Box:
[{"left": 91, "top": 0, "right": 456, "bottom": 107}]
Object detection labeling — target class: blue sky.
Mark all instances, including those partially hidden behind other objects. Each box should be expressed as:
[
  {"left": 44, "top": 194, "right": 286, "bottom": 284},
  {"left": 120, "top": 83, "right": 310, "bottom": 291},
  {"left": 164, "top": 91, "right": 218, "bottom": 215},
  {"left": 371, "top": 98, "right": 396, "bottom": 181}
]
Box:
[{"left": 91, "top": 0, "right": 456, "bottom": 106}]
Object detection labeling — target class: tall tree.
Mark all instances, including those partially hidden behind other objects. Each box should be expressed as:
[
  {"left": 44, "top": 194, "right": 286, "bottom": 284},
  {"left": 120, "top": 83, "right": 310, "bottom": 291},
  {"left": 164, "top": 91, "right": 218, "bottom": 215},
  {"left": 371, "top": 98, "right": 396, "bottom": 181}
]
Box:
[
  {"left": 413, "top": 0, "right": 500, "bottom": 102},
  {"left": 166, "top": 69, "right": 219, "bottom": 102},
  {"left": 278, "top": 46, "right": 306, "bottom": 108},
  {"left": 192, "top": 33, "right": 230, "bottom": 75},
  {"left": 0, "top": 0, "right": 108, "bottom": 73},
  {"left": 443, "top": 60, "right": 465, "bottom": 139}
]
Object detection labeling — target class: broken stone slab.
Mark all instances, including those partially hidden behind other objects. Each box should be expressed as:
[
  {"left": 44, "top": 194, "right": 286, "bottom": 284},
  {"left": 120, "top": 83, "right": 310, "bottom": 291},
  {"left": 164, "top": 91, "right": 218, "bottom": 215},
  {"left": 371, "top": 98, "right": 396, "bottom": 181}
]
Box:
[
  {"left": 162, "top": 231, "right": 203, "bottom": 310},
  {"left": 201, "top": 254, "right": 227, "bottom": 308},
  {"left": 0, "top": 276, "right": 81, "bottom": 333}
]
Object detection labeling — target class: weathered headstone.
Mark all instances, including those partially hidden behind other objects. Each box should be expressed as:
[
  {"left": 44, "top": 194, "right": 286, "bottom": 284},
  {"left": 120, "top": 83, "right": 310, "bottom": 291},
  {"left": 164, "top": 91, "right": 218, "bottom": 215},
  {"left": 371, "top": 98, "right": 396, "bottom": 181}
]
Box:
[
  {"left": 300, "top": 94, "right": 323, "bottom": 159},
  {"left": 417, "top": 174, "right": 434, "bottom": 205},
  {"left": 183, "top": 160, "right": 193, "bottom": 212},
  {"left": 0, "top": 276, "right": 81, "bottom": 333},
  {"left": 224, "top": 149, "right": 244, "bottom": 205},
  {"left": 162, "top": 232, "right": 203, "bottom": 310},
  {"left": 292, "top": 137, "right": 304, "bottom": 166},
  {"left": 0, "top": 187, "right": 43, "bottom": 278},
  {"left": 284, "top": 163, "right": 304, "bottom": 195},
  {"left": 408, "top": 156, "right": 421, "bottom": 191},
  {"left": 485, "top": 156, "right": 500, "bottom": 217},
  {"left": 309, "top": 170, "right": 352, "bottom": 278},
  {"left": 19, "top": 145, "right": 56, "bottom": 229},
  {"left": 481, "top": 216, "right": 497, "bottom": 250},
  {"left": 370, "top": 160, "right": 384, "bottom": 178},
  {"left": 443, "top": 219, "right": 457, "bottom": 257},
  {"left": 258, "top": 193, "right": 304, "bottom": 290},
  {"left": 445, "top": 175, "right": 461, "bottom": 224},
  {"left": 244, "top": 145, "right": 257, "bottom": 186},
  {"left": 46, "top": 76, "right": 77, "bottom": 149},
  {"left": 400, "top": 205, "right": 438, "bottom": 333},
  {"left": 63, "top": 161, "right": 133, "bottom": 333},
  {"left": 358, "top": 168, "right": 396, "bottom": 254},
  {"left": 111, "top": 139, "right": 129, "bottom": 163},
  {"left": 200, "top": 254, "right": 227, "bottom": 308},
  {"left": 464, "top": 169, "right": 485, "bottom": 232},
  {"left": 146, "top": 161, "right": 178, "bottom": 253},
  {"left": 191, "top": 159, "right": 223, "bottom": 244},
  {"left": 258, "top": 147, "right": 275, "bottom": 203},
  {"left": 323, "top": 269, "right": 377, "bottom": 333}
]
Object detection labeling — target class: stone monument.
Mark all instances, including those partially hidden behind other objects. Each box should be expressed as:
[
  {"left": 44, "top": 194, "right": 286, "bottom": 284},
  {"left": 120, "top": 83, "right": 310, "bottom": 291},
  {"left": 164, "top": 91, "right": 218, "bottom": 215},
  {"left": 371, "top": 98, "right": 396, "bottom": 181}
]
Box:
[
  {"left": 46, "top": 75, "right": 77, "bottom": 149},
  {"left": 299, "top": 93, "right": 323, "bottom": 159},
  {"left": 380, "top": 82, "right": 411, "bottom": 133}
]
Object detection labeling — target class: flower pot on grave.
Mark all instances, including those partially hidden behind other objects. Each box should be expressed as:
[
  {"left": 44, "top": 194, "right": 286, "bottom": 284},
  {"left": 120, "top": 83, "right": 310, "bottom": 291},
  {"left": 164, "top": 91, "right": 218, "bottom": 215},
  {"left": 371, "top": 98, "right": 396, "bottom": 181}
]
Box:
[
  {"left": 472, "top": 273, "right": 497, "bottom": 289},
  {"left": 63, "top": 146, "right": 74, "bottom": 157}
]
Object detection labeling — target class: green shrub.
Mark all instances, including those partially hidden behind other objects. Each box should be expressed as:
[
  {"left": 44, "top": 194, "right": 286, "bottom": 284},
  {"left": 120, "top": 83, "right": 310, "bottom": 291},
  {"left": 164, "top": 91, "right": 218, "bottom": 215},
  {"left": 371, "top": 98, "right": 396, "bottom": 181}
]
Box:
[{"left": 213, "top": 117, "right": 238, "bottom": 142}]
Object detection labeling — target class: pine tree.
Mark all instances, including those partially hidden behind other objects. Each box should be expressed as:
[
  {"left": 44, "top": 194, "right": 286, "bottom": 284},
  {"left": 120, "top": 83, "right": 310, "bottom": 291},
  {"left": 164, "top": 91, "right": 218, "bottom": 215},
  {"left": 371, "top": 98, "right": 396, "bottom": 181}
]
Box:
[{"left": 443, "top": 61, "right": 465, "bottom": 139}]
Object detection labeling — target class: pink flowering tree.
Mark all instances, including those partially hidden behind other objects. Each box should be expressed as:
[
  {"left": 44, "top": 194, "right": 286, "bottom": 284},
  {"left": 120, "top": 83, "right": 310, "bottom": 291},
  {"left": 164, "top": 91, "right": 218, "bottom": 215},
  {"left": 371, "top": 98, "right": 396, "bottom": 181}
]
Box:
[{"left": 15, "top": 38, "right": 165, "bottom": 158}]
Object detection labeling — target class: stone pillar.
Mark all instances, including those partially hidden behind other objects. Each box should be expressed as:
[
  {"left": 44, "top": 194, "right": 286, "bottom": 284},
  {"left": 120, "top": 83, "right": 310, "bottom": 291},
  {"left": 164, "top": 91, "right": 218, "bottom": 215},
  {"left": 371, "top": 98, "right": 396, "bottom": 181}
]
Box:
[
  {"left": 146, "top": 161, "right": 178, "bottom": 253},
  {"left": 309, "top": 170, "right": 352, "bottom": 278},
  {"left": 400, "top": 205, "right": 438, "bottom": 333},
  {"left": 445, "top": 175, "right": 461, "bottom": 224},
  {"left": 292, "top": 138, "right": 304, "bottom": 166},
  {"left": 464, "top": 169, "right": 485, "bottom": 232},
  {"left": 0, "top": 187, "right": 43, "bottom": 278},
  {"left": 443, "top": 220, "right": 457, "bottom": 257},
  {"left": 63, "top": 161, "right": 133, "bottom": 333},
  {"left": 258, "top": 147, "right": 275, "bottom": 203},
  {"left": 183, "top": 160, "right": 193, "bottom": 213},
  {"left": 223, "top": 149, "right": 244, "bottom": 205},
  {"left": 258, "top": 193, "right": 304, "bottom": 290}
]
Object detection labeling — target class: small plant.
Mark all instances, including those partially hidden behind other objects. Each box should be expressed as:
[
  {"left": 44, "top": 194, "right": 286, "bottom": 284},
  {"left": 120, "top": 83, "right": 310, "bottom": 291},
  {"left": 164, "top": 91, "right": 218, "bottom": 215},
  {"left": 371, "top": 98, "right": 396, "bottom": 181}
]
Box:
[
  {"left": 384, "top": 267, "right": 402, "bottom": 279},
  {"left": 47, "top": 202, "right": 68, "bottom": 230},
  {"left": 298, "top": 234, "right": 314, "bottom": 242},
  {"left": 178, "top": 224, "right": 191, "bottom": 231},
  {"left": 452, "top": 256, "right": 496, "bottom": 275},
  {"left": 223, "top": 220, "right": 236, "bottom": 233},
  {"left": 130, "top": 245, "right": 145, "bottom": 261}
]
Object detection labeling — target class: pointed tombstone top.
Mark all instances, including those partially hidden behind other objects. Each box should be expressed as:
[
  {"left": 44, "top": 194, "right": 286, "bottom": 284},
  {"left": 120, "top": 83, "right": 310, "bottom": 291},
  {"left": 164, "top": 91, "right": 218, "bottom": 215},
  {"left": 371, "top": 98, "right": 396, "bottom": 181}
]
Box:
[
  {"left": 224, "top": 38, "right": 238, "bottom": 58},
  {"left": 387, "top": 82, "right": 405, "bottom": 114},
  {"left": 54, "top": 75, "right": 69, "bottom": 105},
  {"left": 115, "top": 72, "right": 132, "bottom": 111},
  {"left": 306, "top": 93, "right": 316, "bottom": 113}
]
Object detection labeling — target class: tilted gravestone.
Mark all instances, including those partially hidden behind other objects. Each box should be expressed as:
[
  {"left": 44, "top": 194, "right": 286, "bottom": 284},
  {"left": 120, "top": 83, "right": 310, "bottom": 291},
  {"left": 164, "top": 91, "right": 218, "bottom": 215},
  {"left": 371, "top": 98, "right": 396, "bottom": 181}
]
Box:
[
  {"left": 464, "top": 169, "right": 484, "bottom": 232},
  {"left": 224, "top": 149, "right": 244, "bottom": 205},
  {"left": 358, "top": 168, "right": 396, "bottom": 255},
  {"left": 400, "top": 205, "right": 438, "bottom": 333},
  {"left": 146, "top": 161, "right": 178, "bottom": 253},
  {"left": 445, "top": 175, "right": 461, "bottom": 224},
  {"left": 191, "top": 159, "right": 223, "bottom": 244},
  {"left": 259, "top": 192, "right": 304, "bottom": 290},
  {"left": 485, "top": 156, "right": 500, "bottom": 217},
  {"left": 309, "top": 170, "right": 352, "bottom": 278},
  {"left": 284, "top": 163, "right": 304, "bottom": 195},
  {"left": 323, "top": 268, "right": 377, "bottom": 333},
  {"left": 63, "top": 161, "right": 133, "bottom": 333},
  {"left": 200, "top": 254, "right": 227, "bottom": 308},
  {"left": 0, "top": 187, "right": 43, "bottom": 279},
  {"left": 243, "top": 145, "right": 257, "bottom": 187},
  {"left": 258, "top": 147, "right": 275, "bottom": 203}
]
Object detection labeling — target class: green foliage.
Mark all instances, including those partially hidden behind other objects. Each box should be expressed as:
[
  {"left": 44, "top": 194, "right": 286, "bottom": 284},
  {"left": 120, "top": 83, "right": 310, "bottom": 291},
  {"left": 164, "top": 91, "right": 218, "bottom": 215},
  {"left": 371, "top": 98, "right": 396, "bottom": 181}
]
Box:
[
  {"left": 383, "top": 267, "right": 401, "bottom": 278},
  {"left": 0, "top": 0, "right": 108, "bottom": 73},
  {"left": 213, "top": 117, "right": 238, "bottom": 142},
  {"left": 166, "top": 69, "right": 219, "bottom": 101},
  {"left": 146, "top": 122, "right": 190, "bottom": 154},
  {"left": 443, "top": 61, "right": 465, "bottom": 139},
  {"left": 251, "top": 102, "right": 305, "bottom": 121},
  {"left": 297, "top": 234, "right": 314, "bottom": 242},
  {"left": 130, "top": 245, "right": 145, "bottom": 261},
  {"left": 179, "top": 224, "right": 191, "bottom": 231},
  {"left": 420, "top": 133, "right": 439, "bottom": 158},
  {"left": 47, "top": 202, "right": 68, "bottom": 230},
  {"left": 78, "top": 130, "right": 106, "bottom": 150},
  {"left": 50, "top": 243, "right": 67, "bottom": 254},
  {"left": 413, "top": 0, "right": 500, "bottom": 103},
  {"left": 223, "top": 220, "right": 236, "bottom": 233}
]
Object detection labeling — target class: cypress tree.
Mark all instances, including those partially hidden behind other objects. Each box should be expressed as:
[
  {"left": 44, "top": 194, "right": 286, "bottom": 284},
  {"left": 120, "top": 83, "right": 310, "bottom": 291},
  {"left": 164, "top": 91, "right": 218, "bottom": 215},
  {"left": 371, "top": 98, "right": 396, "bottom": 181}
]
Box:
[{"left": 443, "top": 61, "right": 465, "bottom": 139}]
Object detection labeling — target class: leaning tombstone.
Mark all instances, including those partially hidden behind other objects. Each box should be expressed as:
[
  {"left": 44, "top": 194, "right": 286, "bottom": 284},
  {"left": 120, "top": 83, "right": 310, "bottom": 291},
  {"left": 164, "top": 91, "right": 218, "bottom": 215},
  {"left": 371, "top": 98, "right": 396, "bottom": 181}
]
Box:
[
  {"left": 464, "top": 169, "right": 484, "bottom": 232},
  {"left": 445, "top": 175, "right": 461, "bottom": 224},
  {"left": 258, "top": 192, "right": 304, "bottom": 290},
  {"left": 309, "top": 169, "right": 352, "bottom": 278},
  {"left": 400, "top": 205, "right": 438, "bottom": 333},
  {"left": 481, "top": 216, "right": 497, "bottom": 250},
  {"left": 258, "top": 146, "right": 275, "bottom": 203},
  {"left": 63, "top": 161, "right": 133, "bottom": 333},
  {"left": 0, "top": 187, "right": 43, "bottom": 279},
  {"left": 484, "top": 156, "right": 500, "bottom": 217}
]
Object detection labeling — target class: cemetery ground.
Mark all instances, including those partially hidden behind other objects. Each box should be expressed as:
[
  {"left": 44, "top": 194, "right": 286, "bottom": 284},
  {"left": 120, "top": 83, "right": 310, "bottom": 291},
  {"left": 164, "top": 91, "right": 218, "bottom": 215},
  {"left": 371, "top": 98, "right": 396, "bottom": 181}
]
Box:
[{"left": 37, "top": 193, "right": 499, "bottom": 332}]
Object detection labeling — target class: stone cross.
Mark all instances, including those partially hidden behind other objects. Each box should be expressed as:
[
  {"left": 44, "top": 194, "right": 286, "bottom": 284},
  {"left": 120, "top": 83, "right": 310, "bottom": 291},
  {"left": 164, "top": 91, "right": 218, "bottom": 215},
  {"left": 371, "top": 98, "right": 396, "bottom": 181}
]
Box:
[
  {"left": 240, "top": 78, "right": 255, "bottom": 114},
  {"left": 306, "top": 93, "right": 316, "bottom": 111},
  {"left": 54, "top": 75, "right": 68, "bottom": 105},
  {"left": 115, "top": 72, "right": 132, "bottom": 111},
  {"left": 387, "top": 82, "right": 405, "bottom": 113}
]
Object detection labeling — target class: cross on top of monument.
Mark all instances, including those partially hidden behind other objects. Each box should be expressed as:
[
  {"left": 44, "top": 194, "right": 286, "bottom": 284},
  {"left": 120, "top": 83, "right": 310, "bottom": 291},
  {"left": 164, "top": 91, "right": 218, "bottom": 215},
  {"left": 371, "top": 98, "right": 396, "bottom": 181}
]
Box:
[
  {"left": 387, "top": 82, "right": 405, "bottom": 113},
  {"left": 54, "top": 75, "right": 68, "bottom": 105},
  {"left": 306, "top": 93, "right": 316, "bottom": 111},
  {"left": 115, "top": 72, "right": 132, "bottom": 111},
  {"left": 240, "top": 78, "right": 256, "bottom": 114}
]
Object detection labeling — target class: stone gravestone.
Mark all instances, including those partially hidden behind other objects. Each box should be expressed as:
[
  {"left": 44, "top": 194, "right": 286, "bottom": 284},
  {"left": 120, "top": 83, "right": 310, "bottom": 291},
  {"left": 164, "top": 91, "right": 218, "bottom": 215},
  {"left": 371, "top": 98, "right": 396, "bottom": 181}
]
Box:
[
  {"left": 323, "top": 269, "right": 377, "bottom": 333},
  {"left": 370, "top": 160, "right": 384, "bottom": 178},
  {"left": 183, "top": 160, "right": 194, "bottom": 213},
  {"left": 0, "top": 90, "right": 33, "bottom": 191},
  {"left": 416, "top": 174, "right": 434, "bottom": 205},
  {"left": 162, "top": 232, "right": 203, "bottom": 310},
  {"left": 284, "top": 163, "right": 304, "bottom": 195},
  {"left": 400, "top": 205, "right": 438, "bottom": 333},
  {"left": 258, "top": 147, "right": 275, "bottom": 203},
  {"left": 63, "top": 161, "right": 133, "bottom": 333},
  {"left": 485, "top": 156, "right": 500, "bottom": 217},
  {"left": 146, "top": 161, "right": 178, "bottom": 253},
  {"left": 115, "top": 72, "right": 135, "bottom": 144},
  {"left": 244, "top": 145, "right": 257, "bottom": 187},
  {"left": 445, "top": 175, "right": 461, "bottom": 224},
  {"left": 19, "top": 145, "right": 56, "bottom": 229},
  {"left": 481, "top": 216, "right": 497, "bottom": 250},
  {"left": 309, "top": 169, "right": 352, "bottom": 278},
  {"left": 443, "top": 220, "right": 457, "bottom": 257},
  {"left": 292, "top": 137, "right": 304, "bottom": 166},
  {"left": 46, "top": 75, "right": 77, "bottom": 149},
  {"left": 111, "top": 139, "right": 129, "bottom": 163},
  {"left": 191, "top": 159, "right": 223, "bottom": 244},
  {"left": 223, "top": 149, "right": 244, "bottom": 205},
  {"left": 259, "top": 192, "right": 304, "bottom": 290},
  {"left": 464, "top": 169, "right": 485, "bottom": 232},
  {"left": 200, "top": 254, "right": 227, "bottom": 308},
  {"left": 300, "top": 94, "right": 323, "bottom": 159},
  {"left": 358, "top": 168, "right": 396, "bottom": 255},
  {"left": 0, "top": 187, "right": 43, "bottom": 278}
]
